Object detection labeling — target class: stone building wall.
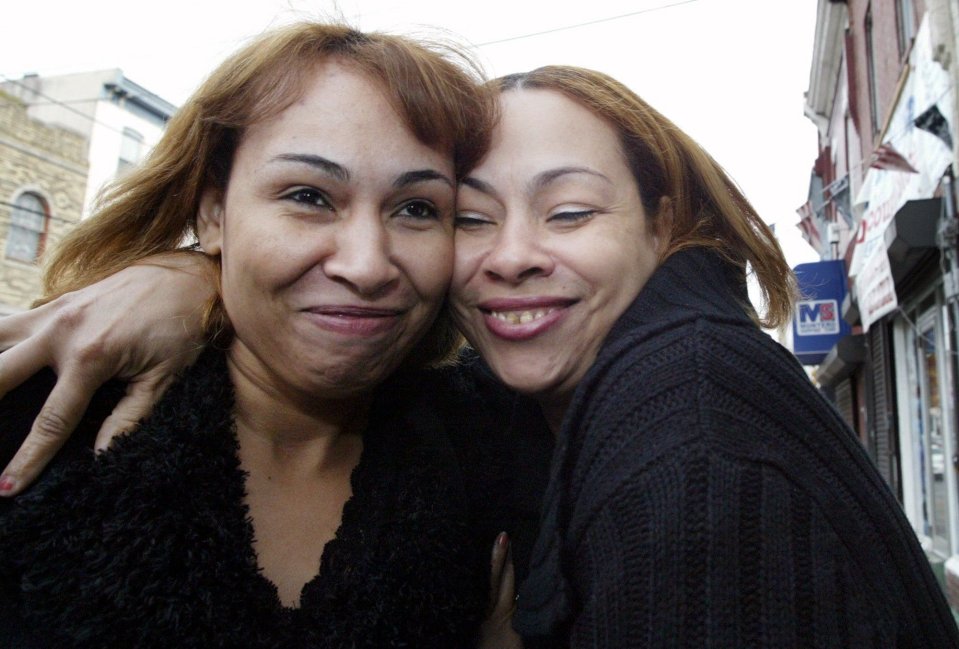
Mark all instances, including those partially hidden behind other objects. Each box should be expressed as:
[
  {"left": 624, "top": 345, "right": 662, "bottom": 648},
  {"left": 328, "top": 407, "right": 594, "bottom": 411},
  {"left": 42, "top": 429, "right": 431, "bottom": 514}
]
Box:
[{"left": 0, "top": 90, "right": 87, "bottom": 313}]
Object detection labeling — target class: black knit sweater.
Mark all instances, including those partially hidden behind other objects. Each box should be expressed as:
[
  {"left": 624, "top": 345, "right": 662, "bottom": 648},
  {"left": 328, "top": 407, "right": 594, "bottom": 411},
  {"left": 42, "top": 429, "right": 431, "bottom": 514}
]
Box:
[
  {"left": 0, "top": 349, "right": 506, "bottom": 648},
  {"left": 514, "top": 248, "right": 959, "bottom": 648}
]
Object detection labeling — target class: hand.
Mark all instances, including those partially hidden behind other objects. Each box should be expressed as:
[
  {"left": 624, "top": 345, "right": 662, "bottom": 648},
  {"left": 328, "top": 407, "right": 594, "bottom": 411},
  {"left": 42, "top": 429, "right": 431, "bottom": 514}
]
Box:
[
  {"left": 0, "top": 252, "right": 216, "bottom": 495},
  {"left": 477, "top": 532, "right": 523, "bottom": 649}
]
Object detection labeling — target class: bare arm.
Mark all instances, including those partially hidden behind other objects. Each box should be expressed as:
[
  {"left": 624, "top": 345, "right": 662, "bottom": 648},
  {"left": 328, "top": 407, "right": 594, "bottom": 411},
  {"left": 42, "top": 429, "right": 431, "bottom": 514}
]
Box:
[{"left": 0, "top": 252, "right": 216, "bottom": 495}]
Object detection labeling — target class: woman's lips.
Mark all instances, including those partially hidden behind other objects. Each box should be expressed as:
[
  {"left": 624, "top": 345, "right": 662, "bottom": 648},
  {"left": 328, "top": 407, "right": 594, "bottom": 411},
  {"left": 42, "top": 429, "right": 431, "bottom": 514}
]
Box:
[
  {"left": 302, "top": 305, "right": 404, "bottom": 337},
  {"left": 477, "top": 297, "right": 574, "bottom": 341}
]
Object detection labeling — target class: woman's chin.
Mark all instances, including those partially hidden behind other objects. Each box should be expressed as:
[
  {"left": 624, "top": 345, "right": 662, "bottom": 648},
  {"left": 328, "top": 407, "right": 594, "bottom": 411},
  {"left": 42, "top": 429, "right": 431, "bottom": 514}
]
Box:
[{"left": 491, "top": 361, "right": 562, "bottom": 399}]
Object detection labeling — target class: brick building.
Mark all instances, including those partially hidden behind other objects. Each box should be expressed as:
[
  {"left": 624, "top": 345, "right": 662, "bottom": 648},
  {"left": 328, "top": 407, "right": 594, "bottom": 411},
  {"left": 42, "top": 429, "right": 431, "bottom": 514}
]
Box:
[
  {"left": 0, "top": 90, "right": 87, "bottom": 313},
  {"left": 801, "top": 0, "right": 959, "bottom": 611},
  {"left": 0, "top": 70, "right": 175, "bottom": 312},
  {"left": 2, "top": 70, "right": 175, "bottom": 219}
]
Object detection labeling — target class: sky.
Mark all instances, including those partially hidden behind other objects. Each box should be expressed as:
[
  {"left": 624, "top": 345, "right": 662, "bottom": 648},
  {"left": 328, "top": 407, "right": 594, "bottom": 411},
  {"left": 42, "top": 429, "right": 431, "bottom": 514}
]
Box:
[{"left": 1, "top": 0, "right": 822, "bottom": 270}]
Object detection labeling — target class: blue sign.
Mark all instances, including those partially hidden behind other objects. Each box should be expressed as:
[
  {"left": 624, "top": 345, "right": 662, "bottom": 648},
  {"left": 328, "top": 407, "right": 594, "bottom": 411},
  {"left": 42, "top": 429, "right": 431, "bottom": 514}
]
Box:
[{"left": 792, "top": 260, "right": 852, "bottom": 365}]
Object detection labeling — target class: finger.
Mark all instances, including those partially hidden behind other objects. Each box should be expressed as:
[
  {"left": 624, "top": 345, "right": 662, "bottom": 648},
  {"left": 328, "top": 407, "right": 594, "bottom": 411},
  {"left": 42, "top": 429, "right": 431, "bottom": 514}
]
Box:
[
  {"left": 0, "top": 338, "right": 52, "bottom": 400},
  {"left": 489, "top": 532, "right": 509, "bottom": 610},
  {"left": 0, "top": 375, "right": 95, "bottom": 496},
  {"left": 496, "top": 545, "right": 516, "bottom": 613},
  {"left": 0, "top": 304, "right": 48, "bottom": 349},
  {"left": 93, "top": 373, "right": 175, "bottom": 451}
]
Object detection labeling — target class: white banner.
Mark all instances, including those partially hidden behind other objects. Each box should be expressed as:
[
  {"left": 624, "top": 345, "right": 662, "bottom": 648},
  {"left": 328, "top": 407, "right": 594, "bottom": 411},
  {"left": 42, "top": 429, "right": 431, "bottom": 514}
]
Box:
[
  {"left": 851, "top": 14, "right": 954, "bottom": 330},
  {"left": 858, "top": 248, "right": 898, "bottom": 331}
]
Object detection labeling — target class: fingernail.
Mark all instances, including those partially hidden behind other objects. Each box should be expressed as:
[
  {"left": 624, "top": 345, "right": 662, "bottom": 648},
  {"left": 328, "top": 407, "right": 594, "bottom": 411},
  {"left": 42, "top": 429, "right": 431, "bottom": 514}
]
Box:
[
  {"left": 0, "top": 475, "right": 17, "bottom": 495},
  {"left": 497, "top": 531, "right": 509, "bottom": 548}
]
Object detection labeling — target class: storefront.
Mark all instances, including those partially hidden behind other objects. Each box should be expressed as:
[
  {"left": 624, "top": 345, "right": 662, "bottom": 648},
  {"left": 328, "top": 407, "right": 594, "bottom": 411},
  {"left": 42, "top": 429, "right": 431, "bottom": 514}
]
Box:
[
  {"left": 881, "top": 198, "right": 959, "bottom": 565},
  {"left": 894, "top": 280, "right": 958, "bottom": 559}
]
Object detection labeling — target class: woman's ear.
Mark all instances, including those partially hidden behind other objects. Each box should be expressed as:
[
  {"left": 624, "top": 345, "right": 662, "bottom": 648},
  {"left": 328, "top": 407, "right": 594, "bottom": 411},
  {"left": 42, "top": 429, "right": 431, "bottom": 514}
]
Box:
[{"left": 197, "top": 188, "right": 225, "bottom": 255}]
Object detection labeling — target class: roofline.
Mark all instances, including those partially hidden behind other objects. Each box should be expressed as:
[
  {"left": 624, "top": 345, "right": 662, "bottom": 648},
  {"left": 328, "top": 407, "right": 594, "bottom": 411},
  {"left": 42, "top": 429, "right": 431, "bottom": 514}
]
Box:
[
  {"left": 103, "top": 73, "right": 177, "bottom": 121},
  {"left": 805, "top": 0, "right": 847, "bottom": 135}
]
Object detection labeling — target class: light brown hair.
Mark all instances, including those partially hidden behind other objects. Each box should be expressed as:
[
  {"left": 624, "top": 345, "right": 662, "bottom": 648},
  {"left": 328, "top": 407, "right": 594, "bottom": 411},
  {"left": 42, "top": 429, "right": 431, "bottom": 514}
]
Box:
[
  {"left": 40, "top": 22, "right": 496, "bottom": 364},
  {"left": 496, "top": 66, "right": 796, "bottom": 329}
]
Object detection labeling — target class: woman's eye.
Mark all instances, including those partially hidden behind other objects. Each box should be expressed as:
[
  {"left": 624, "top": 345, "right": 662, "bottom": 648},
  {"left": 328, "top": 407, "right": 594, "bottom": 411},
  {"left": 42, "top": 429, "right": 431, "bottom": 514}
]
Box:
[
  {"left": 549, "top": 209, "right": 597, "bottom": 223},
  {"left": 454, "top": 212, "right": 493, "bottom": 229},
  {"left": 283, "top": 187, "right": 331, "bottom": 209},
  {"left": 397, "top": 200, "right": 439, "bottom": 220}
]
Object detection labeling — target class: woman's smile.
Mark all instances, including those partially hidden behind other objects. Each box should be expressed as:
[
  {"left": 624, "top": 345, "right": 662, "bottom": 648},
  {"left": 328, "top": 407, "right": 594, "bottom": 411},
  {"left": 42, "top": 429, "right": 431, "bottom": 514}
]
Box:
[
  {"left": 300, "top": 304, "right": 406, "bottom": 337},
  {"left": 197, "top": 60, "right": 455, "bottom": 400},
  {"left": 451, "top": 88, "right": 662, "bottom": 405},
  {"left": 478, "top": 297, "right": 574, "bottom": 341}
]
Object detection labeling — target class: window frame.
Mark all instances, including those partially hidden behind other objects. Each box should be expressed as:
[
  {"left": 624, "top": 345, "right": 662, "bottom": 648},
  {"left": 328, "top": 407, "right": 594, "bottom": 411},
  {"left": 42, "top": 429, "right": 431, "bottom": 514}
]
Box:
[{"left": 5, "top": 191, "right": 49, "bottom": 262}]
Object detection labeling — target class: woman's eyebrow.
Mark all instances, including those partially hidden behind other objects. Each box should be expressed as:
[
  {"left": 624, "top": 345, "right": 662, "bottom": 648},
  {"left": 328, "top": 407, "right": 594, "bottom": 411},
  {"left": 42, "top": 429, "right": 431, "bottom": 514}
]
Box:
[
  {"left": 460, "top": 176, "right": 496, "bottom": 196},
  {"left": 270, "top": 153, "right": 350, "bottom": 182},
  {"left": 531, "top": 166, "right": 612, "bottom": 191},
  {"left": 394, "top": 169, "right": 454, "bottom": 189}
]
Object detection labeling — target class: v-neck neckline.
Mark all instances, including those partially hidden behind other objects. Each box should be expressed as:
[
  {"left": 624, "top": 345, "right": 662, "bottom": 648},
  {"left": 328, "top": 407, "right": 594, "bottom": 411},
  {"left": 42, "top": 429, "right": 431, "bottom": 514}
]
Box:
[
  {"left": 0, "top": 350, "right": 492, "bottom": 647},
  {"left": 240, "top": 430, "right": 375, "bottom": 612}
]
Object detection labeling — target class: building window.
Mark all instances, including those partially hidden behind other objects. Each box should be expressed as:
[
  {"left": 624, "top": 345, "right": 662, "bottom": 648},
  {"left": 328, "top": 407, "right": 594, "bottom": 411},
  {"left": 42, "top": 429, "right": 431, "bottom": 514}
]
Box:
[
  {"left": 117, "top": 127, "right": 144, "bottom": 174},
  {"left": 5, "top": 192, "right": 48, "bottom": 262},
  {"left": 896, "top": 0, "right": 915, "bottom": 58},
  {"left": 865, "top": 5, "right": 880, "bottom": 136}
]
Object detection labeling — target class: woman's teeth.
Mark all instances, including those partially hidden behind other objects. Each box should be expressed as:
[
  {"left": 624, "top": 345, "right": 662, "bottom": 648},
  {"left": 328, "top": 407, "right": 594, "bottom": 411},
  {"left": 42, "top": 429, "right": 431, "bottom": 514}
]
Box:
[{"left": 489, "top": 308, "right": 555, "bottom": 325}]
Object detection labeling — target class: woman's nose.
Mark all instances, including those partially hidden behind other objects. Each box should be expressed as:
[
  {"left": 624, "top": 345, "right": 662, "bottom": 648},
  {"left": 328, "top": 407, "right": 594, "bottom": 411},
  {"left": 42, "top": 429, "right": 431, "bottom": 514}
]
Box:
[
  {"left": 322, "top": 211, "right": 400, "bottom": 296},
  {"left": 481, "top": 219, "right": 554, "bottom": 284}
]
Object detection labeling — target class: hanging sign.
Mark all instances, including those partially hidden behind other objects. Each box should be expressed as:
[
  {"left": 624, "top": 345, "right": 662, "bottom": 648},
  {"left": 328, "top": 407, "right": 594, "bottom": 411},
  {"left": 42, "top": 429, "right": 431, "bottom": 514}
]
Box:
[
  {"left": 792, "top": 259, "right": 853, "bottom": 366},
  {"left": 849, "top": 14, "right": 953, "bottom": 331}
]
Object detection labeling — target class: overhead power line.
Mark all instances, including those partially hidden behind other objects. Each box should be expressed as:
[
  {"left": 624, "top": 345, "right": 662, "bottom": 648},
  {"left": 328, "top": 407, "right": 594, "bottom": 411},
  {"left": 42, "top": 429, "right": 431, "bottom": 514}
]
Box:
[
  {"left": 475, "top": 0, "right": 702, "bottom": 47},
  {"left": 3, "top": 0, "right": 704, "bottom": 135},
  {"left": 0, "top": 199, "right": 79, "bottom": 226},
  {"left": 0, "top": 74, "right": 148, "bottom": 139}
]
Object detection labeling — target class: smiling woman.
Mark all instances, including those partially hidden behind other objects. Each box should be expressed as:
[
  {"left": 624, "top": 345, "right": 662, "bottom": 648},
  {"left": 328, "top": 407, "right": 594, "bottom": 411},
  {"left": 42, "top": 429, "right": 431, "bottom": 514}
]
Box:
[
  {"left": 0, "top": 21, "right": 522, "bottom": 648},
  {"left": 195, "top": 60, "right": 456, "bottom": 402},
  {"left": 1, "top": 57, "right": 957, "bottom": 649},
  {"left": 455, "top": 66, "right": 959, "bottom": 648},
  {"left": 452, "top": 87, "right": 664, "bottom": 428}
]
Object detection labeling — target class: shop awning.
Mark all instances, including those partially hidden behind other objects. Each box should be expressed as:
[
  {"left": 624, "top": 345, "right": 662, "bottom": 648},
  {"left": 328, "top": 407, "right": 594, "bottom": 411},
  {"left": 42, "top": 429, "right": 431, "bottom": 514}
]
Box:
[
  {"left": 815, "top": 334, "right": 866, "bottom": 387},
  {"left": 884, "top": 197, "right": 941, "bottom": 285}
]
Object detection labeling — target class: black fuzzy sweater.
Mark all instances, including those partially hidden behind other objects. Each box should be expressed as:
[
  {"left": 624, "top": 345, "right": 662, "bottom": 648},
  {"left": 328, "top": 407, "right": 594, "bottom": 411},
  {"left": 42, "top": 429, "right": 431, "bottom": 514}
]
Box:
[
  {"left": 0, "top": 349, "right": 519, "bottom": 648},
  {"left": 514, "top": 249, "right": 959, "bottom": 648}
]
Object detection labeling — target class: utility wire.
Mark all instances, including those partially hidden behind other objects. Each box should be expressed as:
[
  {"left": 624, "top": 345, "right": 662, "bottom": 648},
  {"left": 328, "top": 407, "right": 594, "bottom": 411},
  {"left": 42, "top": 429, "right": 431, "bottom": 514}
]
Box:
[
  {"left": 1, "top": 1, "right": 701, "bottom": 134},
  {"left": 474, "top": 0, "right": 702, "bottom": 47},
  {"left": 0, "top": 199, "right": 79, "bottom": 226},
  {"left": 0, "top": 74, "right": 165, "bottom": 139}
]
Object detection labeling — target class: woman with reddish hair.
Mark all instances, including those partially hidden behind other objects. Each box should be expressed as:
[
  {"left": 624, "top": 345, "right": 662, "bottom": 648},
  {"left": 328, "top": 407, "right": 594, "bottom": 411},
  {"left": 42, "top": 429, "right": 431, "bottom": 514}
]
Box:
[
  {"left": 2, "top": 62, "right": 957, "bottom": 648},
  {"left": 0, "top": 20, "right": 529, "bottom": 648}
]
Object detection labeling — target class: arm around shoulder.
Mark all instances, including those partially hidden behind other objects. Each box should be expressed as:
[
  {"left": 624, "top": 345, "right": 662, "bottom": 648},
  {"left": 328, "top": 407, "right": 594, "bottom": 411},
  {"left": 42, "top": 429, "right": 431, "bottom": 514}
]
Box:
[{"left": 0, "top": 252, "right": 215, "bottom": 494}]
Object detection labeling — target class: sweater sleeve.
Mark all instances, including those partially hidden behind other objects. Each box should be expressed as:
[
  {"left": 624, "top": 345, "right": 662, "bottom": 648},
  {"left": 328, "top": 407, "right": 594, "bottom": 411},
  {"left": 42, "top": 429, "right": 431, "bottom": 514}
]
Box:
[
  {"left": 0, "top": 369, "right": 124, "bottom": 632},
  {"left": 561, "top": 323, "right": 959, "bottom": 648},
  {"left": 565, "top": 448, "right": 906, "bottom": 648}
]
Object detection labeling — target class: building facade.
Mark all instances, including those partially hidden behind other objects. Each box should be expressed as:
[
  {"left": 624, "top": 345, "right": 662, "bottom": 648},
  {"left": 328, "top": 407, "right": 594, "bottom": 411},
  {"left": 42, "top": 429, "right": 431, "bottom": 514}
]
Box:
[
  {"left": 0, "top": 90, "right": 87, "bottom": 313},
  {"left": 1, "top": 69, "right": 175, "bottom": 218},
  {"left": 801, "top": 0, "right": 959, "bottom": 610},
  {"left": 0, "top": 70, "right": 175, "bottom": 310}
]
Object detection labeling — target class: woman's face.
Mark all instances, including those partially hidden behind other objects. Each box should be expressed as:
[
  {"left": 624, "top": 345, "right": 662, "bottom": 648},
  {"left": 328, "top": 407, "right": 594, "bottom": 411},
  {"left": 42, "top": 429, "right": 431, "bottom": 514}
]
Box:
[
  {"left": 198, "top": 60, "right": 455, "bottom": 401},
  {"left": 451, "top": 88, "right": 663, "bottom": 407}
]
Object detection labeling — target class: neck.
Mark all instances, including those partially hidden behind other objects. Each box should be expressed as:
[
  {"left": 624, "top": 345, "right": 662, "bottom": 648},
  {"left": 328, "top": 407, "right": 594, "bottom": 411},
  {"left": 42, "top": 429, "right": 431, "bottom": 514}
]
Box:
[{"left": 227, "top": 346, "right": 371, "bottom": 479}]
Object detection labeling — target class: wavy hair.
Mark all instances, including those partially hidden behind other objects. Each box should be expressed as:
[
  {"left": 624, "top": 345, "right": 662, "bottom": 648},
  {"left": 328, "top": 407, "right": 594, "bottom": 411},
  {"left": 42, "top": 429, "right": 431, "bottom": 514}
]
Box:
[
  {"left": 496, "top": 66, "right": 796, "bottom": 328},
  {"left": 40, "top": 22, "right": 496, "bottom": 364}
]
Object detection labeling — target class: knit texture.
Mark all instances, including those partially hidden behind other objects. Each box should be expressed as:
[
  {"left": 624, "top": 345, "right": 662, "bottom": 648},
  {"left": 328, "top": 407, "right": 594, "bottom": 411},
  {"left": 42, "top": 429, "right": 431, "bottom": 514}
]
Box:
[
  {"left": 514, "top": 248, "right": 959, "bottom": 648},
  {"left": 425, "top": 349, "right": 554, "bottom": 588},
  {"left": 0, "top": 349, "right": 489, "bottom": 648}
]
